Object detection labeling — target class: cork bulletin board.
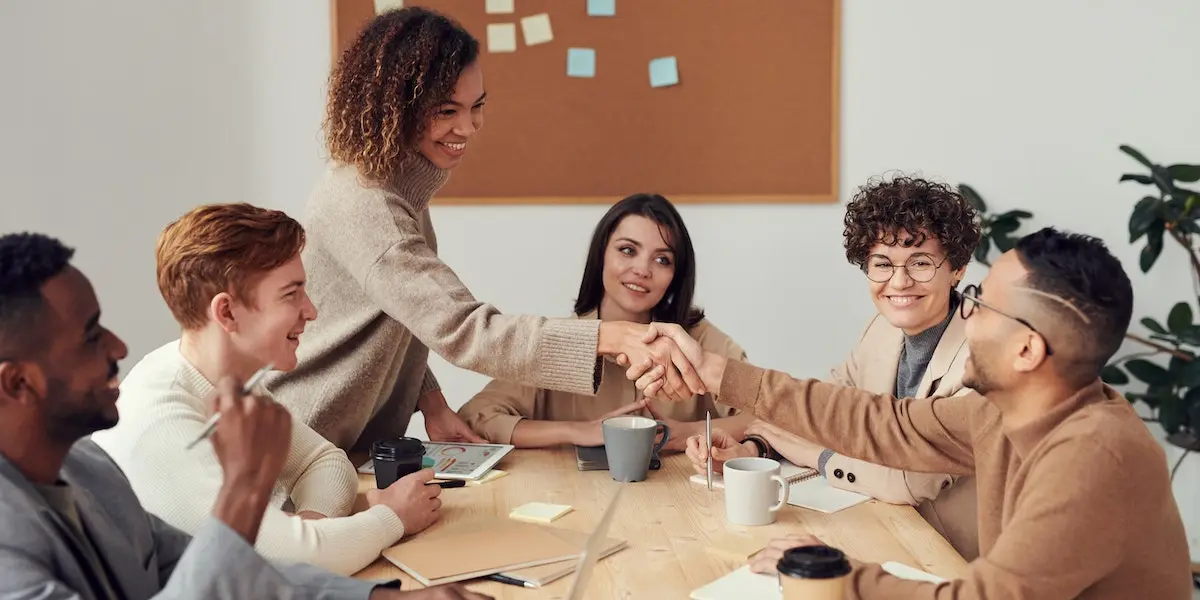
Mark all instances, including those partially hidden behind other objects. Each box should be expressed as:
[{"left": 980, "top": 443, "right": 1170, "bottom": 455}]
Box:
[{"left": 330, "top": 0, "right": 840, "bottom": 205}]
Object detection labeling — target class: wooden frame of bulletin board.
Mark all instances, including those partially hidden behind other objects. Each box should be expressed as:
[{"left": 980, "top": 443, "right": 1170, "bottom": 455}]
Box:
[{"left": 330, "top": 0, "right": 840, "bottom": 205}]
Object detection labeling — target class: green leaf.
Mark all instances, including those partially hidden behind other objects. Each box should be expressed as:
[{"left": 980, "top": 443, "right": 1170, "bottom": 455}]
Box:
[
  {"left": 1140, "top": 220, "right": 1165, "bottom": 272},
  {"left": 992, "top": 233, "right": 1016, "bottom": 253},
  {"left": 1178, "top": 360, "right": 1200, "bottom": 388},
  {"left": 1119, "top": 144, "right": 1154, "bottom": 168},
  {"left": 1170, "top": 353, "right": 1190, "bottom": 375},
  {"left": 1178, "top": 219, "right": 1200, "bottom": 235},
  {"left": 1168, "top": 164, "right": 1200, "bottom": 183},
  {"left": 1152, "top": 165, "right": 1176, "bottom": 197},
  {"left": 1141, "top": 317, "right": 1168, "bottom": 334},
  {"left": 1186, "top": 388, "right": 1200, "bottom": 431},
  {"left": 958, "top": 184, "right": 987, "bottom": 212},
  {"left": 995, "top": 209, "right": 1033, "bottom": 220},
  {"left": 1129, "top": 196, "right": 1161, "bottom": 242},
  {"left": 1168, "top": 302, "right": 1194, "bottom": 334},
  {"left": 1120, "top": 173, "right": 1155, "bottom": 185},
  {"left": 1100, "top": 365, "right": 1130, "bottom": 385},
  {"left": 990, "top": 217, "right": 1021, "bottom": 235},
  {"left": 1151, "top": 333, "right": 1182, "bottom": 344},
  {"left": 1125, "top": 391, "right": 1148, "bottom": 405},
  {"left": 1125, "top": 359, "right": 1172, "bottom": 385},
  {"left": 1179, "top": 325, "right": 1200, "bottom": 346},
  {"left": 1159, "top": 395, "right": 1187, "bottom": 434},
  {"left": 973, "top": 236, "right": 992, "bottom": 266}
]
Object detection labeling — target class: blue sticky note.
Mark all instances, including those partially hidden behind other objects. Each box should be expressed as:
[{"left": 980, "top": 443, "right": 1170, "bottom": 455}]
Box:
[
  {"left": 567, "top": 48, "right": 596, "bottom": 78},
  {"left": 587, "top": 0, "right": 615, "bottom": 17},
  {"left": 649, "top": 56, "right": 679, "bottom": 88}
]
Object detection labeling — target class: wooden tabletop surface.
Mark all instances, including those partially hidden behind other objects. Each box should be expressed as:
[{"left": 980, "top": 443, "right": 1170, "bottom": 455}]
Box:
[{"left": 352, "top": 448, "right": 968, "bottom": 598}]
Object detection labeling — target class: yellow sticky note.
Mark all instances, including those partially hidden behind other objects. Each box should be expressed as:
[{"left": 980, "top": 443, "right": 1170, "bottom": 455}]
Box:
[
  {"left": 520, "top": 13, "right": 553, "bottom": 46},
  {"left": 466, "top": 469, "right": 508, "bottom": 486},
  {"left": 510, "top": 502, "right": 573, "bottom": 524},
  {"left": 487, "top": 23, "right": 517, "bottom": 54},
  {"left": 373, "top": 0, "right": 402, "bottom": 14},
  {"left": 485, "top": 0, "right": 514, "bottom": 14}
]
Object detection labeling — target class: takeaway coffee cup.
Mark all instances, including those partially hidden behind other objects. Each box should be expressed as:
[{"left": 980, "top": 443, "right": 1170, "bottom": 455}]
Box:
[
  {"left": 371, "top": 437, "right": 425, "bottom": 489},
  {"left": 722, "top": 457, "right": 788, "bottom": 526},
  {"left": 601, "top": 416, "right": 670, "bottom": 482},
  {"left": 777, "top": 545, "right": 852, "bottom": 600}
]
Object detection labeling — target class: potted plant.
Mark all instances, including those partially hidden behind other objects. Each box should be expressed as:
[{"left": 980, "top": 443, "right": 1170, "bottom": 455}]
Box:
[
  {"left": 957, "top": 184, "right": 1035, "bottom": 267},
  {"left": 1098, "top": 145, "right": 1200, "bottom": 476}
]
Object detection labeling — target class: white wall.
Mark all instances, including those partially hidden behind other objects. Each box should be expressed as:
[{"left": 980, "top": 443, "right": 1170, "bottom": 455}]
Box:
[
  {"left": 0, "top": 0, "right": 255, "bottom": 360},
  {"left": 2, "top": 0, "right": 1197, "bottom": 563}
]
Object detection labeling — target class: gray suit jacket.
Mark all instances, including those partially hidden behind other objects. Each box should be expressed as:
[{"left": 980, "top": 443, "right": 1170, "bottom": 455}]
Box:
[{"left": 0, "top": 439, "right": 391, "bottom": 600}]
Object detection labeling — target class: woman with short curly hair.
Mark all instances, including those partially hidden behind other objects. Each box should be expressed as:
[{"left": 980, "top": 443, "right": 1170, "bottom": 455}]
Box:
[
  {"left": 269, "top": 7, "right": 702, "bottom": 457},
  {"left": 687, "top": 174, "right": 984, "bottom": 560}
]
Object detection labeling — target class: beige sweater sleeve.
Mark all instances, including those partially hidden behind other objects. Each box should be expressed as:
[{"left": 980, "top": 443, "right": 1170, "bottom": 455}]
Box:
[
  {"left": 308, "top": 192, "right": 600, "bottom": 396},
  {"left": 718, "top": 360, "right": 977, "bottom": 476},
  {"left": 457, "top": 379, "right": 546, "bottom": 444},
  {"left": 846, "top": 438, "right": 1146, "bottom": 599}
]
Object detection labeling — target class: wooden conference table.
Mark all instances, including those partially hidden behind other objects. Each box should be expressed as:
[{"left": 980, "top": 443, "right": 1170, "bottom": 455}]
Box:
[{"left": 352, "top": 449, "right": 969, "bottom": 598}]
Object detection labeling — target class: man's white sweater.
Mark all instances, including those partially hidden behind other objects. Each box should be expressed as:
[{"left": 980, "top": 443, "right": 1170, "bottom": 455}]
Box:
[{"left": 91, "top": 341, "right": 406, "bottom": 575}]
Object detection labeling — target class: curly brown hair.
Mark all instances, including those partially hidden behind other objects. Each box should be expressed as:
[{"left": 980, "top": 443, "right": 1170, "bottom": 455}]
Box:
[
  {"left": 325, "top": 7, "right": 479, "bottom": 182},
  {"left": 843, "top": 174, "right": 981, "bottom": 270}
]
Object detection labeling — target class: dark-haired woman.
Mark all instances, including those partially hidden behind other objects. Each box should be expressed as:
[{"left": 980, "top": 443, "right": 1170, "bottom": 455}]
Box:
[
  {"left": 269, "top": 7, "right": 703, "bottom": 455},
  {"left": 459, "top": 194, "right": 751, "bottom": 450}
]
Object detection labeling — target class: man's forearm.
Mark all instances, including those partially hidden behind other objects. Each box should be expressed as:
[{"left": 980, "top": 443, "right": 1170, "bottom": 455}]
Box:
[{"left": 699, "top": 353, "right": 728, "bottom": 393}]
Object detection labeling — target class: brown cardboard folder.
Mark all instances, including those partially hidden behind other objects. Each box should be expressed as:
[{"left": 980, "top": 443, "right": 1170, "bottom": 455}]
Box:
[
  {"left": 381, "top": 517, "right": 625, "bottom": 587},
  {"left": 500, "top": 528, "right": 627, "bottom": 587}
]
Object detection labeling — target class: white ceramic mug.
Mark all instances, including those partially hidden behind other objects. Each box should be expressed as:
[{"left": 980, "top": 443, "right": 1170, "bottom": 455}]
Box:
[{"left": 723, "top": 457, "right": 788, "bottom": 526}]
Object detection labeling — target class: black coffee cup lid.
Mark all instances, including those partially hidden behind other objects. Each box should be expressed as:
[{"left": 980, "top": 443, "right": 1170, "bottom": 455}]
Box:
[
  {"left": 372, "top": 437, "right": 425, "bottom": 461},
  {"left": 777, "top": 545, "right": 851, "bottom": 579}
]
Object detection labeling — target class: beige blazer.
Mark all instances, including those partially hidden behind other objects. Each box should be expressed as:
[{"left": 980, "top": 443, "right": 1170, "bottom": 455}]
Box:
[
  {"left": 822, "top": 309, "right": 979, "bottom": 560},
  {"left": 459, "top": 314, "right": 747, "bottom": 444}
]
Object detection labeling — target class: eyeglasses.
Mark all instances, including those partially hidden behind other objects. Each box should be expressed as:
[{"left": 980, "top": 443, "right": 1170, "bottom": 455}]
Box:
[
  {"left": 960, "top": 284, "right": 1054, "bottom": 356},
  {"left": 863, "top": 253, "right": 948, "bottom": 284}
]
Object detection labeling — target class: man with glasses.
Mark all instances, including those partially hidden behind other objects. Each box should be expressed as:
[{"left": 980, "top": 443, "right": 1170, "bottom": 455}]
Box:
[{"left": 631, "top": 227, "right": 1192, "bottom": 599}]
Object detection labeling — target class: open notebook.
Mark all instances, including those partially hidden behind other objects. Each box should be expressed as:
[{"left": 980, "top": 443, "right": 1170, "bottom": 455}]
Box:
[{"left": 690, "top": 460, "right": 869, "bottom": 513}]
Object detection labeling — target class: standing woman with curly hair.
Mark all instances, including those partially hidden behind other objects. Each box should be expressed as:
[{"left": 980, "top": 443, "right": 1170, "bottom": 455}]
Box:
[
  {"left": 686, "top": 175, "right": 984, "bottom": 560},
  {"left": 268, "top": 7, "right": 702, "bottom": 455}
]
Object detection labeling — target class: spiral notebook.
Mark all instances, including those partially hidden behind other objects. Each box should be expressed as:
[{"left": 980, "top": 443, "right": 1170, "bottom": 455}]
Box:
[{"left": 690, "top": 460, "right": 869, "bottom": 514}]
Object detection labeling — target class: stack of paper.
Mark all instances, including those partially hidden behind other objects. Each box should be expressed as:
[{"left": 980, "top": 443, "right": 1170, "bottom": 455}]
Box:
[{"left": 689, "top": 566, "right": 780, "bottom": 600}]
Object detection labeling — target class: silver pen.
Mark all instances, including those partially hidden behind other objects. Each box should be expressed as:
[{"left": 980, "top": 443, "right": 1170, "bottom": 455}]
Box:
[
  {"left": 706, "top": 410, "right": 713, "bottom": 491},
  {"left": 185, "top": 363, "right": 274, "bottom": 450}
]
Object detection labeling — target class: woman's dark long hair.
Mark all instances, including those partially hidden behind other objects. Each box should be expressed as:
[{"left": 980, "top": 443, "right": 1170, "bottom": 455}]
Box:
[{"left": 573, "top": 194, "right": 705, "bottom": 329}]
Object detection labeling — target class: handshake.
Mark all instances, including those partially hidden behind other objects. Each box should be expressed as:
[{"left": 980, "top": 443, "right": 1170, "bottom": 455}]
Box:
[{"left": 600, "top": 321, "right": 728, "bottom": 401}]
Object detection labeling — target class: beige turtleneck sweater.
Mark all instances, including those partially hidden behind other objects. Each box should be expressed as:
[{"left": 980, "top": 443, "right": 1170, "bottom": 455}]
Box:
[{"left": 268, "top": 156, "right": 602, "bottom": 453}]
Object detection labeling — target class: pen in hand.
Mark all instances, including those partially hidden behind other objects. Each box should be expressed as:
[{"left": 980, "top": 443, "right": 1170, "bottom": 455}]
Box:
[{"left": 185, "top": 363, "right": 274, "bottom": 450}]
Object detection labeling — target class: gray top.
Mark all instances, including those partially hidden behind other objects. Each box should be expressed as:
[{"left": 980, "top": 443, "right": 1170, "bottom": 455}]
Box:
[
  {"left": 0, "top": 439, "right": 391, "bottom": 600},
  {"left": 894, "top": 294, "right": 959, "bottom": 399}
]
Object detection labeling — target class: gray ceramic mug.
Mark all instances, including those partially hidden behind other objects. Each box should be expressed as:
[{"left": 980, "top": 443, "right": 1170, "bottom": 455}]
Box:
[{"left": 601, "top": 416, "right": 671, "bottom": 482}]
